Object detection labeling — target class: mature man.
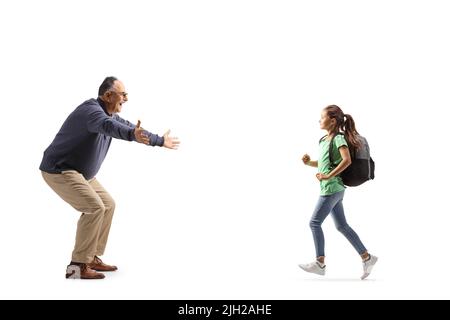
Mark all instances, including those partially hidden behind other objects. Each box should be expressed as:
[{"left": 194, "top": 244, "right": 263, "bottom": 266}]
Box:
[{"left": 40, "top": 77, "right": 180, "bottom": 279}]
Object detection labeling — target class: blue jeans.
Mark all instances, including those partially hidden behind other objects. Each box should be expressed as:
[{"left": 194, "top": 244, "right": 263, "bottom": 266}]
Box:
[{"left": 309, "top": 190, "right": 367, "bottom": 258}]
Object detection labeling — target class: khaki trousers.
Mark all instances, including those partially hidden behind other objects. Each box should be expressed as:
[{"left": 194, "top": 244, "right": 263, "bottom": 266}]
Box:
[{"left": 41, "top": 170, "right": 115, "bottom": 263}]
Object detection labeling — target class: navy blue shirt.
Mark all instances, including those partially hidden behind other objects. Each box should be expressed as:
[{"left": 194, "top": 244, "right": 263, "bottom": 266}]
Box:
[{"left": 40, "top": 98, "right": 164, "bottom": 180}]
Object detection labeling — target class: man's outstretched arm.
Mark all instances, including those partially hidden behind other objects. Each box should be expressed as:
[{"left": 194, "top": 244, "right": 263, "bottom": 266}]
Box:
[
  {"left": 114, "top": 115, "right": 180, "bottom": 149},
  {"left": 86, "top": 108, "right": 136, "bottom": 142}
]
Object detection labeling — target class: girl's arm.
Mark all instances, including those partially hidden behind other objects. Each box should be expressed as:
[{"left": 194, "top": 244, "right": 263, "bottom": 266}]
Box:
[
  {"left": 307, "top": 160, "right": 318, "bottom": 167},
  {"left": 318, "top": 146, "right": 351, "bottom": 180},
  {"left": 302, "top": 154, "right": 318, "bottom": 168}
]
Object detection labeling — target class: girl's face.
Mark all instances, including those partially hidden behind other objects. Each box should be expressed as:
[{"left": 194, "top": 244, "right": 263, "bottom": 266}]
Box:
[{"left": 319, "top": 110, "right": 336, "bottom": 131}]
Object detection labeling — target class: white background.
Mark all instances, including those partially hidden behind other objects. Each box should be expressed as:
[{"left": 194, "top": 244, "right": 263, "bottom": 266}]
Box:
[{"left": 0, "top": 0, "right": 449, "bottom": 299}]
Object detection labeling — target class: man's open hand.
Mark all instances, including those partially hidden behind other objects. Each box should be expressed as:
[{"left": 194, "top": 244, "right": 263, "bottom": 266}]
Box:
[
  {"left": 134, "top": 120, "right": 150, "bottom": 145},
  {"left": 163, "top": 130, "right": 180, "bottom": 149}
]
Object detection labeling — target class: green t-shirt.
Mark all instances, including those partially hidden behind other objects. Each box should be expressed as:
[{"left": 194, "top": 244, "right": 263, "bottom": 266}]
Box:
[{"left": 318, "top": 134, "right": 348, "bottom": 195}]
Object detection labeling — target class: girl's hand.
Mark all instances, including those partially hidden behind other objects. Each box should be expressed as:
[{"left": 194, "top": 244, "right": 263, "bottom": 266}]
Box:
[
  {"left": 316, "top": 173, "right": 330, "bottom": 181},
  {"left": 302, "top": 154, "right": 311, "bottom": 165}
]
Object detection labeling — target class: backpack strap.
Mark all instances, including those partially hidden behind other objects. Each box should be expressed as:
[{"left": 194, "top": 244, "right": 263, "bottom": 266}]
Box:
[{"left": 328, "top": 132, "right": 344, "bottom": 170}]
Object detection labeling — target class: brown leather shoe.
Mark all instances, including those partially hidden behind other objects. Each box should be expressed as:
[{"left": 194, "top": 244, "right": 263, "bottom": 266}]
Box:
[
  {"left": 88, "top": 256, "right": 118, "bottom": 272},
  {"left": 66, "top": 263, "right": 105, "bottom": 279}
]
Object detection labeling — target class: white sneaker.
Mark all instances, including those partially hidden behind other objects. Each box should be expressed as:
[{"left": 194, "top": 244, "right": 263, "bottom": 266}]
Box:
[
  {"left": 299, "top": 261, "right": 326, "bottom": 276},
  {"left": 361, "top": 255, "right": 378, "bottom": 280}
]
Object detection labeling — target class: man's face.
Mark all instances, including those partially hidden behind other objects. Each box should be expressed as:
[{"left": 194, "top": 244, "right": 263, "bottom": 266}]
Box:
[{"left": 105, "top": 80, "right": 128, "bottom": 114}]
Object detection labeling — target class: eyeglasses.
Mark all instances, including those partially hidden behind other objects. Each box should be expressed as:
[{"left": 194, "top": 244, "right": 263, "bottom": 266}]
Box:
[{"left": 109, "top": 90, "right": 128, "bottom": 98}]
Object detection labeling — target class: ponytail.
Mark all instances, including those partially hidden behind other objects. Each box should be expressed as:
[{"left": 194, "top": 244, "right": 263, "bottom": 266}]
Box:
[
  {"left": 342, "top": 114, "right": 361, "bottom": 150},
  {"left": 324, "top": 105, "right": 362, "bottom": 151}
]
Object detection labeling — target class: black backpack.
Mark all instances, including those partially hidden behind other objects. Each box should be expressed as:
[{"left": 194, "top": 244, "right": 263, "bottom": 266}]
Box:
[{"left": 321, "top": 133, "right": 375, "bottom": 187}]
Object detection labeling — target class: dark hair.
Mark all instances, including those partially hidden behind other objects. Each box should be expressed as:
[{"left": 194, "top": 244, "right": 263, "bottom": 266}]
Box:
[
  {"left": 324, "top": 105, "right": 361, "bottom": 150},
  {"left": 98, "top": 76, "right": 118, "bottom": 96}
]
